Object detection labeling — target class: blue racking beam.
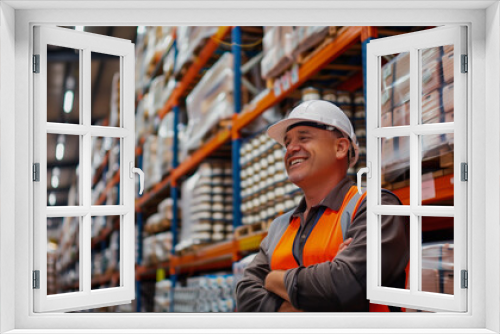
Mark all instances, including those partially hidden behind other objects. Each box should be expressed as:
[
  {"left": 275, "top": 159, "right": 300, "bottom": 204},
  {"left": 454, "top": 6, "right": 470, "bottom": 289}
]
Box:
[{"left": 231, "top": 26, "right": 243, "bottom": 229}]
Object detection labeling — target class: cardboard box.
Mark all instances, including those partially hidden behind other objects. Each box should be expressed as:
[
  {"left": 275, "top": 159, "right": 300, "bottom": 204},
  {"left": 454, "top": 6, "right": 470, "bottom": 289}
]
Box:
[
  {"left": 443, "top": 44, "right": 454, "bottom": 54},
  {"left": 394, "top": 53, "right": 410, "bottom": 106},
  {"left": 421, "top": 269, "right": 440, "bottom": 293},
  {"left": 422, "top": 90, "right": 442, "bottom": 124},
  {"left": 442, "top": 83, "right": 454, "bottom": 113},
  {"left": 422, "top": 47, "right": 441, "bottom": 66},
  {"left": 381, "top": 138, "right": 395, "bottom": 167},
  {"left": 381, "top": 111, "right": 393, "bottom": 127},
  {"left": 443, "top": 271, "right": 454, "bottom": 295},
  {"left": 422, "top": 59, "right": 442, "bottom": 95},
  {"left": 393, "top": 102, "right": 410, "bottom": 126},
  {"left": 442, "top": 51, "right": 454, "bottom": 84}
]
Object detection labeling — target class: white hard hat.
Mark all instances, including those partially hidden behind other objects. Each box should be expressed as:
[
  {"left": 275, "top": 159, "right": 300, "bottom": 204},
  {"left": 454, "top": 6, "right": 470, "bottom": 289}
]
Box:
[{"left": 267, "top": 100, "right": 359, "bottom": 168}]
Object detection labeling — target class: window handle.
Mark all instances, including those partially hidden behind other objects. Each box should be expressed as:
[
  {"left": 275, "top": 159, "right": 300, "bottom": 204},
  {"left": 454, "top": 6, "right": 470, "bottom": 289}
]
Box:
[
  {"left": 357, "top": 162, "right": 371, "bottom": 195},
  {"left": 129, "top": 162, "right": 144, "bottom": 195}
]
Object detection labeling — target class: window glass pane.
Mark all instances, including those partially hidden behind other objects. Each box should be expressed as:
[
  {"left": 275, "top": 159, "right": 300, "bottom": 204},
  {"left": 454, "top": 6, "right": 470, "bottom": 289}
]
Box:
[
  {"left": 91, "top": 216, "right": 120, "bottom": 290},
  {"left": 420, "top": 46, "right": 453, "bottom": 125},
  {"left": 381, "top": 137, "right": 410, "bottom": 205},
  {"left": 380, "top": 215, "right": 410, "bottom": 291},
  {"left": 47, "top": 134, "right": 80, "bottom": 206},
  {"left": 91, "top": 52, "right": 121, "bottom": 127},
  {"left": 92, "top": 137, "right": 121, "bottom": 205},
  {"left": 421, "top": 135, "right": 454, "bottom": 206},
  {"left": 47, "top": 45, "right": 80, "bottom": 124},
  {"left": 380, "top": 52, "right": 410, "bottom": 127},
  {"left": 47, "top": 217, "right": 80, "bottom": 295},
  {"left": 420, "top": 216, "right": 454, "bottom": 295}
]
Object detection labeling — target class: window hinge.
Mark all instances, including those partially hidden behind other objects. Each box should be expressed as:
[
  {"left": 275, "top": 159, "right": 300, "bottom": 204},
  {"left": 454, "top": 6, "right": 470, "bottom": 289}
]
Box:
[
  {"left": 33, "top": 163, "right": 40, "bottom": 182},
  {"left": 33, "top": 270, "right": 40, "bottom": 289},
  {"left": 461, "top": 54, "right": 468, "bottom": 73},
  {"left": 461, "top": 270, "right": 468, "bottom": 289},
  {"left": 33, "top": 54, "right": 40, "bottom": 73},
  {"left": 461, "top": 162, "right": 468, "bottom": 181}
]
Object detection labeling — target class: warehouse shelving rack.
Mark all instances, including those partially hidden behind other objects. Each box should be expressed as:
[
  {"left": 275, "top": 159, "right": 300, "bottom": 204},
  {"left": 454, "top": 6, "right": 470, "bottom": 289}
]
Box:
[
  {"left": 133, "top": 26, "right": 390, "bottom": 312},
  {"left": 69, "top": 25, "right": 455, "bottom": 311}
]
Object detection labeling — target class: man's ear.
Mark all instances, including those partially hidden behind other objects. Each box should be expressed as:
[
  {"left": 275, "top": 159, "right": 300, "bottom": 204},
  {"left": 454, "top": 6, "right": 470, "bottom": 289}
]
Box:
[{"left": 335, "top": 138, "right": 350, "bottom": 159}]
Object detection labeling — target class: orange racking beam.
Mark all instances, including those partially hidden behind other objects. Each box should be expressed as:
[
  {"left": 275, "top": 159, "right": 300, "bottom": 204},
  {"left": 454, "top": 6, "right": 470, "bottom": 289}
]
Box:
[
  {"left": 392, "top": 173, "right": 454, "bottom": 206},
  {"left": 157, "top": 26, "right": 232, "bottom": 120},
  {"left": 233, "top": 26, "right": 363, "bottom": 132}
]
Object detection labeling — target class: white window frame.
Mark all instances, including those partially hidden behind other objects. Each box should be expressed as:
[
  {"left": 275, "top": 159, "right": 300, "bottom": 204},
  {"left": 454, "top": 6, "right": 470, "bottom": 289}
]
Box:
[
  {"left": 1, "top": 1, "right": 498, "bottom": 333},
  {"left": 365, "top": 26, "right": 468, "bottom": 312},
  {"left": 32, "top": 25, "right": 136, "bottom": 313}
]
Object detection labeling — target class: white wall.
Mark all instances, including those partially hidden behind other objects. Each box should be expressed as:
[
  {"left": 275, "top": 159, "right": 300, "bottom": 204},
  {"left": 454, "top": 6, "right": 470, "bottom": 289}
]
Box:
[
  {"left": 0, "top": 1, "right": 16, "bottom": 333},
  {"left": 485, "top": 2, "right": 500, "bottom": 333}
]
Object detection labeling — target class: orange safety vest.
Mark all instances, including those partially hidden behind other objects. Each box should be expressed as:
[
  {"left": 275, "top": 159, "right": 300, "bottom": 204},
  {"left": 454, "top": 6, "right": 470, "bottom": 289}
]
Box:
[{"left": 269, "top": 185, "right": 394, "bottom": 312}]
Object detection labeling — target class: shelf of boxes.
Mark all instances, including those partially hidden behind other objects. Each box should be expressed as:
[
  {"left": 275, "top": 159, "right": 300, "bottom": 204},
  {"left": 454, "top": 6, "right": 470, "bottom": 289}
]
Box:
[{"left": 133, "top": 26, "right": 455, "bottom": 312}]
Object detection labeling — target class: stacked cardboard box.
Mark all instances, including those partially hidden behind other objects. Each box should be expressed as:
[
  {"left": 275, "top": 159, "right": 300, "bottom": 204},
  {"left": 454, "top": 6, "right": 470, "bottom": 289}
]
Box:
[{"left": 380, "top": 46, "right": 455, "bottom": 179}]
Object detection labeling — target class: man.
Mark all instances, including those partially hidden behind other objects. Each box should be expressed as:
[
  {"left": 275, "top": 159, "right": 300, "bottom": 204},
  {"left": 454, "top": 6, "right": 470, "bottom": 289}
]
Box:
[{"left": 235, "top": 100, "right": 409, "bottom": 312}]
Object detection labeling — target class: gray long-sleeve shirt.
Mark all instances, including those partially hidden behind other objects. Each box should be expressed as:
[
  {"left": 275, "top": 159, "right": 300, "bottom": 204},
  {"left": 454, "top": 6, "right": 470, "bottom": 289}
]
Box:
[{"left": 235, "top": 177, "right": 409, "bottom": 312}]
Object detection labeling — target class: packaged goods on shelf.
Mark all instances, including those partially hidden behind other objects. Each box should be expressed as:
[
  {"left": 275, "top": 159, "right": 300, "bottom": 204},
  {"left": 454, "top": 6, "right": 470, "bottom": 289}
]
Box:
[
  {"left": 174, "top": 26, "right": 218, "bottom": 75},
  {"left": 154, "top": 279, "right": 172, "bottom": 312},
  {"left": 157, "top": 112, "right": 176, "bottom": 174},
  {"left": 405, "top": 243, "right": 453, "bottom": 303},
  {"left": 150, "top": 74, "right": 166, "bottom": 115},
  {"left": 143, "top": 231, "right": 173, "bottom": 266},
  {"left": 261, "top": 26, "right": 295, "bottom": 79},
  {"left": 182, "top": 53, "right": 234, "bottom": 160},
  {"left": 135, "top": 98, "right": 147, "bottom": 141},
  {"left": 144, "top": 199, "right": 180, "bottom": 234},
  {"left": 293, "top": 26, "right": 329, "bottom": 58},
  {"left": 240, "top": 131, "right": 302, "bottom": 226},
  {"left": 142, "top": 27, "right": 175, "bottom": 79},
  {"left": 380, "top": 46, "right": 454, "bottom": 178},
  {"left": 176, "top": 162, "right": 233, "bottom": 252},
  {"left": 301, "top": 87, "right": 320, "bottom": 101},
  {"left": 172, "top": 274, "right": 235, "bottom": 312},
  {"left": 143, "top": 135, "right": 162, "bottom": 190}
]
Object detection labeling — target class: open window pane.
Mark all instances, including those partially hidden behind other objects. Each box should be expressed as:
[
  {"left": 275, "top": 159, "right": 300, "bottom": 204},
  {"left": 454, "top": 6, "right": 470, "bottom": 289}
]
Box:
[
  {"left": 91, "top": 216, "right": 120, "bottom": 290},
  {"left": 47, "top": 133, "right": 80, "bottom": 206},
  {"left": 381, "top": 137, "right": 410, "bottom": 205},
  {"left": 47, "top": 45, "right": 80, "bottom": 124},
  {"left": 34, "top": 25, "right": 135, "bottom": 313},
  {"left": 47, "top": 217, "right": 80, "bottom": 295},
  {"left": 380, "top": 215, "right": 410, "bottom": 290},
  {"left": 92, "top": 137, "right": 121, "bottom": 205},
  {"left": 366, "top": 26, "right": 466, "bottom": 312},
  {"left": 380, "top": 52, "right": 410, "bottom": 127},
  {"left": 421, "top": 217, "right": 454, "bottom": 295},
  {"left": 421, "top": 135, "right": 454, "bottom": 206},
  {"left": 91, "top": 52, "right": 121, "bottom": 127}
]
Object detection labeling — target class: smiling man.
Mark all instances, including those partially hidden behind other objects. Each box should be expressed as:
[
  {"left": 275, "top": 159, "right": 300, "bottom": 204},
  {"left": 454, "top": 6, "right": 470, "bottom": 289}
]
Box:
[{"left": 235, "top": 100, "right": 409, "bottom": 312}]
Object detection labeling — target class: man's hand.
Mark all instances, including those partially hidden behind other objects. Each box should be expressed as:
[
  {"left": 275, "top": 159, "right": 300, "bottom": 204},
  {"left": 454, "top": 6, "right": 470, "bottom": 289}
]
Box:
[
  {"left": 337, "top": 237, "right": 353, "bottom": 255},
  {"left": 278, "top": 300, "right": 303, "bottom": 312},
  {"left": 264, "top": 270, "right": 289, "bottom": 302}
]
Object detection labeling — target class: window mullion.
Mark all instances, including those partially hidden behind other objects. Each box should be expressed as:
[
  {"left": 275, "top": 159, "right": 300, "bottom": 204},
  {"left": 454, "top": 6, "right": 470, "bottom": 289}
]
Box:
[
  {"left": 409, "top": 46, "right": 420, "bottom": 295},
  {"left": 82, "top": 47, "right": 92, "bottom": 294}
]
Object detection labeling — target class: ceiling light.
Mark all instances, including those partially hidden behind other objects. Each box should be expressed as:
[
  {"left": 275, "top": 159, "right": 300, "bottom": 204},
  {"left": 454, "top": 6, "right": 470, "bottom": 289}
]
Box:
[
  {"left": 75, "top": 26, "right": 85, "bottom": 32},
  {"left": 56, "top": 135, "right": 65, "bottom": 161},
  {"left": 51, "top": 167, "right": 60, "bottom": 189},
  {"left": 49, "top": 193, "right": 56, "bottom": 206},
  {"left": 63, "top": 90, "right": 74, "bottom": 113}
]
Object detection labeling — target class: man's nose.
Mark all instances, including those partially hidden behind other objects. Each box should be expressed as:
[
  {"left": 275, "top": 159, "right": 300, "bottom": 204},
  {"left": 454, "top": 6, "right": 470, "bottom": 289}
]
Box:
[{"left": 285, "top": 141, "right": 300, "bottom": 157}]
